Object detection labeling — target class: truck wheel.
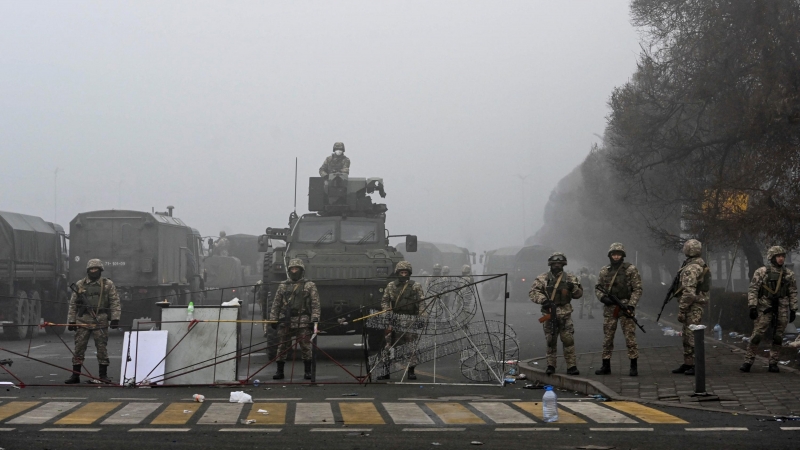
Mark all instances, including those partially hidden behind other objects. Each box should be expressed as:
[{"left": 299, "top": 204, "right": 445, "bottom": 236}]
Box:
[
  {"left": 1, "top": 291, "right": 29, "bottom": 341},
  {"left": 27, "top": 291, "right": 42, "bottom": 338}
]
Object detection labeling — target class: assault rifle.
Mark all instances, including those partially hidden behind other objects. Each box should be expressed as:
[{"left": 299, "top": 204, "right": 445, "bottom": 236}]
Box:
[
  {"left": 595, "top": 284, "right": 646, "bottom": 333},
  {"left": 538, "top": 302, "right": 559, "bottom": 347},
  {"left": 0, "top": 359, "right": 11, "bottom": 367},
  {"left": 68, "top": 283, "right": 89, "bottom": 317},
  {"left": 656, "top": 260, "right": 688, "bottom": 322}
]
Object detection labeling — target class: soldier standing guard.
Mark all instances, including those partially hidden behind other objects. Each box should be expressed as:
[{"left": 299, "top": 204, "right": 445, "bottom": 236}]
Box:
[
  {"left": 65, "top": 259, "right": 121, "bottom": 384},
  {"left": 594, "top": 243, "right": 643, "bottom": 376},
  {"left": 378, "top": 261, "right": 425, "bottom": 381},
  {"left": 269, "top": 259, "right": 321, "bottom": 380},
  {"left": 214, "top": 231, "right": 230, "bottom": 256},
  {"left": 740, "top": 246, "right": 798, "bottom": 373},
  {"left": 529, "top": 252, "right": 583, "bottom": 375},
  {"left": 319, "top": 142, "right": 351, "bottom": 177},
  {"left": 671, "top": 239, "right": 711, "bottom": 376}
]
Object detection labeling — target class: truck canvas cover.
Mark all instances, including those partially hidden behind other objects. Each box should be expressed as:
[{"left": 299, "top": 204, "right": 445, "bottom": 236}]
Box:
[{"left": 0, "top": 211, "right": 58, "bottom": 278}]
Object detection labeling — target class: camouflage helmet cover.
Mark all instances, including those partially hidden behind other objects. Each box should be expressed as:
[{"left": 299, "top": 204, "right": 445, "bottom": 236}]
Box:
[
  {"left": 432, "top": 263, "right": 442, "bottom": 270},
  {"left": 219, "top": 231, "right": 226, "bottom": 237},
  {"left": 395, "top": 260, "right": 413, "bottom": 275},
  {"left": 333, "top": 142, "right": 345, "bottom": 152},
  {"left": 462, "top": 264, "right": 471, "bottom": 275},
  {"left": 683, "top": 239, "right": 702, "bottom": 257},
  {"left": 287, "top": 258, "right": 305, "bottom": 270},
  {"left": 547, "top": 252, "right": 568, "bottom": 266},
  {"left": 767, "top": 246, "right": 787, "bottom": 261},
  {"left": 608, "top": 242, "right": 626, "bottom": 257},
  {"left": 442, "top": 266, "right": 450, "bottom": 275},
  {"left": 86, "top": 259, "right": 104, "bottom": 271}
]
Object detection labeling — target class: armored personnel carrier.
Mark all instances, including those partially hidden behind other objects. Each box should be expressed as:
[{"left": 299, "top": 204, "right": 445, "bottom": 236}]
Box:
[{"left": 259, "top": 174, "right": 416, "bottom": 350}]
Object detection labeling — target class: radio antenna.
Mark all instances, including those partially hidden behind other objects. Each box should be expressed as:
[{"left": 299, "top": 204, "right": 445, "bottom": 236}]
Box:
[{"left": 293, "top": 157, "right": 298, "bottom": 213}]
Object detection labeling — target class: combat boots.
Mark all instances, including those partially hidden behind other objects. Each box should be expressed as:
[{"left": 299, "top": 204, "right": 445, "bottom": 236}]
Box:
[
  {"left": 629, "top": 358, "right": 638, "bottom": 377},
  {"left": 545, "top": 365, "right": 555, "bottom": 375},
  {"left": 377, "top": 363, "right": 391, "bottom": 380},
  {"left": 768, "top": 363, "right": 780, "bottom": 373},
  {"left": 739, "top": 362, "right": 752, "bottom": 373},
  {"left": 684, "top": 365, "right": 695, "bottom": 376},
  {"left": 407, "top": 366, "right": 417, "bottom": 380},
  {"left": 595, "top": 359, "right": 611, "bottom": 375},
  {"left": 64, "top": 365, "right": 81, "bottom": 384},
  {"left": 566, "top": 366, "right": 580, "bottom": 375},
  {"left": 98, "top": 365, "right": 111, "bottom": 383},
  {"left": 273, "top": 361, "right": 285, "bottom": 380},
  {"left": 303, "top": 361, "right": 312, "bottom": 380},
  {"left": 671, "top": 364, "right": 691, "bottom": 374}
]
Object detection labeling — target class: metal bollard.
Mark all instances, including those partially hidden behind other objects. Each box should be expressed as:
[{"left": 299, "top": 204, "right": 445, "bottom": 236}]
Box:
[{"left": 694, "top": 327, "right": 706, "bottom": 394}]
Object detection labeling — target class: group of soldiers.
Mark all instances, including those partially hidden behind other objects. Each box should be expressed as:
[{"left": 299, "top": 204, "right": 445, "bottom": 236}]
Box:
[{"left": 528, "top": 239, "right": 798, "bottom": 378}]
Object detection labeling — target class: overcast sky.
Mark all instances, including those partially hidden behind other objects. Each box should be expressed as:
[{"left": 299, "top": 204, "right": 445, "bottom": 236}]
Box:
[{"left": 1, "top": 1, "right": 639, "bottom": 256}]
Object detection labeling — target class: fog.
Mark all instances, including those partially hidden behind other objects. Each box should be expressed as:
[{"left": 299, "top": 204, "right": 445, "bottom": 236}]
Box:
[{"left": 0, "top": 1, "right": 639, "bottom": 255}]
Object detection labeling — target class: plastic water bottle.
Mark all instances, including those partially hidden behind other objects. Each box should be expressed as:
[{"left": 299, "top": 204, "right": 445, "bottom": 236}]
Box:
[
  {"left": 187, "top": 301, "right": 194, "bottom": 322},
  {"left": 542, "top": 385, "right": 559, "bottom": 423},
  {"left": 713, "top": 323, "right": 722, "bottom": 340}
]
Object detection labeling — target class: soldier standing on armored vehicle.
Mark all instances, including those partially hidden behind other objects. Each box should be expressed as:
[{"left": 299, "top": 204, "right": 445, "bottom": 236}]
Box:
[
  {"left": 214, "top": 231, "right": 230, "bottom": 257},
  {"left": 740, "top": 246, "right": 798, "bottom": 373},
  {"left": 671, "top": 239, "right": 711, "bottom": 376},
  {"left": 269, "top": 259, "right": 321, "bottom": 380},
  {"left": 319, "top": 142, "right": 350, "bottom": 177},
  {"left": 65, "top": 259, "right": 121, "bottom": 384},
  {"left": 594, "top": 243, "right": 643, "bottom": 376},
  {"left": 529, "top": 253, "right": 583, "bottom": 375},
  {"left": 579, "top": 267, "right": 598, "bottom": 319},
  {"left": 378, "top": 261, "right": 425, "bottom": 381}
]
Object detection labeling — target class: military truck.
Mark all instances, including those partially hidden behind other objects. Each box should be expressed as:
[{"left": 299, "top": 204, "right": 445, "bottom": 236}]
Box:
[
  {"left": 69, "top": 208, "right": 205, "bottom": 326},
  {"left": 0, "top": 211, "right": 70, "bottom": 339},
  {"left": 259, "top": 174, "right": 416, "bottom": 350},
  {"left": 481, "top": 244, "right": 554, "bottom": 302},
  {"left": 402, "top": 241, "right": 473, "bottom": 276}
]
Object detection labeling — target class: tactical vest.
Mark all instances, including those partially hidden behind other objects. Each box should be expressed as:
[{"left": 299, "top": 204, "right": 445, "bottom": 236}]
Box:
[
  {"left": 545, "top": 272, "right": 572, "bottom": 306},
  {"left": 392, "top": 280, "right": 419, "bottom": 315},
  {"left": 84, "top": 279, "right": 109, "bottom": 311},
  {"left": 605, "top": 263, "right": 631, "bottom": 300},
  {"left": 761, "top": 269, "right": 789, "bottom": 298},
  {"left": 285, "top": 281, "right": 311, "bottom": 316},
  {"left": 696, "top": 264, "right": 712, "bottom": 293}
]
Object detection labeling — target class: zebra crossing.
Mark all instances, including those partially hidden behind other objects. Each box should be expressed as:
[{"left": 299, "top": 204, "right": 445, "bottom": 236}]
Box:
[{"left": 0, "top": 398, "right": 690, "bottom": 429}]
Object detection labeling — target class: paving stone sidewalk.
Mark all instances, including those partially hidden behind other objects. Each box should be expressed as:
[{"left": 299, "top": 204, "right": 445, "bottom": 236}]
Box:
[{"left": 525, "top": 341, "right": 800, "bottom": 416}]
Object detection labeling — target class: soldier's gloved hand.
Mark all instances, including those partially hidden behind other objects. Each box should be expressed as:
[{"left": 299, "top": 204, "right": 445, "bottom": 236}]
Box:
[
  {"left": 624, "top": 306, "right": 635, "bottom": 316},
  {"left": 270, "top": 323, "right": 278, "bottom": 330},
  {"left": 791, "top": 310, "right": 797, "bottom": 323},
  {"left": 600, "top": 296, "right": 613, "bottom": 306},
  {"left": 110, "top": 320, "right": 119, "bottom": 329},
  {"left": 749, "top": 307, "right": 758, "bottom": 321},
  {"left": 542, "top": 300, "right": 554, "bottom": 309},
  {"left": 566, "top": 281, "right": 575, "bottom": 291},
  {"left": 677, "top": 311, "right": 686, "bottom": 323},
  {"left": 68, "top": 322, "right": 77, "bottom": 332}
]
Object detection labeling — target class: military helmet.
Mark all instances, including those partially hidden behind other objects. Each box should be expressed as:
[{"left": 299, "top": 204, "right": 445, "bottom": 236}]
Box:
[
  {"left": 608, "top": 242, "right": 626, "bottom": 257},
  {"left": 333, "top": 142, "right": 345, "bottom": 152},
  {"left": 86, "top": 259, "right": 104, "bottom": 271},
  {"left": 442, "top": 266, "right": 450, "bottom": 275},
  {"left": 767, "top": 246, "right": 787, "bottom": 261},
  {"left": 220, "top": 231, "right": 226, "bottom": 237},
  {"left": 462, "top": 264, "right": 472, "bottom": 275},
  {"left": 547, "top": 252, "right": 567, "bottom": 266},
  {"left": 287, "top": 258, "right": 305, "bottom": 270},
  {"left": 395, "top": 260, "right": 413, "bottom": 275},
  {"left": 432, "top": 263, "right": 442, "bottom": 270},
  {"left": 682, "top": 239, "right": 702, "bottom": 257}
]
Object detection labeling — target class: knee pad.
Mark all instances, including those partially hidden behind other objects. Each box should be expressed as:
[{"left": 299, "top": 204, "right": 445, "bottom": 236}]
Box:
[{"left": 562, "top": 334, "right": 575, "bottom": 347}]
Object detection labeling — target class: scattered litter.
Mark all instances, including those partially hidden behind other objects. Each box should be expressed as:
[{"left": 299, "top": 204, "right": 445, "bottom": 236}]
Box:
[
  {"left": 517, "top": 373, "right": 527, "bottom": 380},
  {"left": 688, "top": 324, "right": 706, "bottom": 331},
  {"left": 779, "top": 361, "right": 791, "bottom": 365},
  {"left": 729, "top": 332, "right": 739, "bottom": 338},
  {"left": 183, "top": 410, "right": 192, "bottom": 414},
  {"left": 432, "top": 443, "right": 441, "bottom": 446},
  {"left": 588, "top": 394, "right": 608, "bottom": 401},
  {"left": 758, "top": 416, "right": 800, "bottom": 422},
  {"left": 788, "top": 340, "right": 800, "bottom": 348},
  {"left": 470, "top": 442, "right": 483, "bottom": 446},
  {"left": 193, "top": 394, "right": 205, "bottom": 403},
  {"left": 341, "top": 393, "right": 359, "bottom": 397},
  {"left": 240, "top": 419, "right": 256, "bottom": 425},
  {"left": 523, "top": 381, "right": 544, "bottom": 390},
  {"left": 661, "top": 327, "right": 682, "bottom": 337},
  {"left": 742, "top": 337, "right": 751, "bottom": 343},
  {"left": 353, "top": 343, "right": 363, "bottom": 347},
  {"left": 35, "top": 376, "right": 43, "bottom": 378},
  {"left": 229, "top": 391, "right": 253, "bottom": 403},
  {"left": 221, "top": 298, "right": 241, "bottom": 307},
  {"left": 256, "top": 409, "right": 269, "bottom": 414}
]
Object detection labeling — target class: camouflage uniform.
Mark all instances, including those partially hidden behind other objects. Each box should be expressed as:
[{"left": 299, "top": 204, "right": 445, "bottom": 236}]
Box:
[
  {"left": 675, "top": 239, "right": 711, "bottom": 369},
  {"left": 424, "top": 264, "right": 442, "bottom": 295},
  {"left": 595, "top": 244, "right": 643, "bottom": 362},
  {"left": 529, "top": 253, "right": 583, "bottom": 372},
  {"left": 319, "top": 142, "right": 350, "bottom": 177},
  {"left": 742, "top": 246, "right": 798, "bottom": 370},
  {"left": 461, "top": 265, "right": 474, "bottom": 284},
  {"left": 579, "top": 269, "right": 598, "bottom": 319},
  {"left": 381, "top": 261, "right": 426, "bottom": 368},
  {"left": 269, "top": 260, "right": 321, "bottom": 362},
  {"left": 68, "top": 262, "right": 121, "bottom": 367},
  {"left": 214, "top": 231, "right": 230, "bottom": 257}
]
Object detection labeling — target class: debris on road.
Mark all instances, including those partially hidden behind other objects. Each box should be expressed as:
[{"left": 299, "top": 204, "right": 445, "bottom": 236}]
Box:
[{"left": 193, "top": 394, "right": 205, "bottom": 402}]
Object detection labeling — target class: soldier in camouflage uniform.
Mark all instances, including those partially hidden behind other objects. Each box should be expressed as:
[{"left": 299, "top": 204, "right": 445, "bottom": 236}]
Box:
[
  {"left": 319, "top": 142, "right": 351, "bottom": 177},
  {"left": 579, "top": 267, "right": 598, "bottom": 319},
  {"left": 672, "top": 239, "right": 712, "bottom": 376},
  {"left": 424, "top": 263, "right": 442, "bottom": 295},
  {"left": 461, "top": 265, "right": 473, "bottom": 284},
  {"left": 529, "top": 252, "right": 583, "bottom": 375},
  {"left": 378, "top": 261, "right": 425, "bottom": 380},
  {"left": 269, "top": 258, "right": 321, "bottom": 380},
  {"left": 214, "top": 231, "right": 230, "bottom": 257},
  {"left": 65, "top": 259, "right": 121, "bottom": 384},
  {"left": 594, "top": 243, "right": 643, "bottom": 376},
  {"left": 740, "top": 246, "right": 798, "bottom": 373}
]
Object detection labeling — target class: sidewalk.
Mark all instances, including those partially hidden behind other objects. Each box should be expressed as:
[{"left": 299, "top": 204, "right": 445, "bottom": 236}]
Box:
[{"left": 520, "top": 336, "right": 800, "bottom": 416}]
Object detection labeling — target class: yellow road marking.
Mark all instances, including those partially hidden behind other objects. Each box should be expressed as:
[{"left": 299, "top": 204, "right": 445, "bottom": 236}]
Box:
[
  {"left": 56, "top": 402, "right": 121, "bottom": 425},
  {"left": 150, "top": 403, "right": 198, "bottom": 425},
  {"left": 604, "top": 401, "right": 688, "bottom": 424},
  {"left": 246, "top": 403, "right": 286, "bottom": 425},
  {"left": 0, "top": 402, "right": 39, "bottom": 421},
  {"left": 339, "top": 402, "right": 385, "bottom": 425},
  {"left": 513, "top": 402, "right": 585, "bottom": 424},
  {"left": 426, "top": 403, "right": 484, "bottom": 424}
]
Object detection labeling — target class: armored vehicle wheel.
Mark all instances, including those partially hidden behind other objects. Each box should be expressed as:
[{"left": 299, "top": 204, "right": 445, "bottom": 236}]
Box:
[
  {"left": 44, "top": 290, "right": 67, "bottom": 336},
  {"left": 27, "top": 290, "right": 42, "bottom": 338},
  {"left": 1, "top": 291, "right": 29, "bottom": 340}
]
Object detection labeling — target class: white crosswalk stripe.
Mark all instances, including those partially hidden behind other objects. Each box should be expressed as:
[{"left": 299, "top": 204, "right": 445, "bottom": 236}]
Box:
[
  {"left": 469, "top": 402, "right": 535, "bottom": 424},
  {"left": 562, "top": 402, "right": 638, "bottom": 424},
  {"left": 197, "top": 403, "right": 244, "bottom": 425},
  {"left": 7, "top": 402, "right": 81, "bottom": 425},
  {"left": 102, "top": 402, "right": 162, "bottom": 425},
  {"left": 382, "top": 402, "right": 435, "bottom": 425},
  {"left": 294, "top": 403, "right": 334, "bottom": 425}
]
